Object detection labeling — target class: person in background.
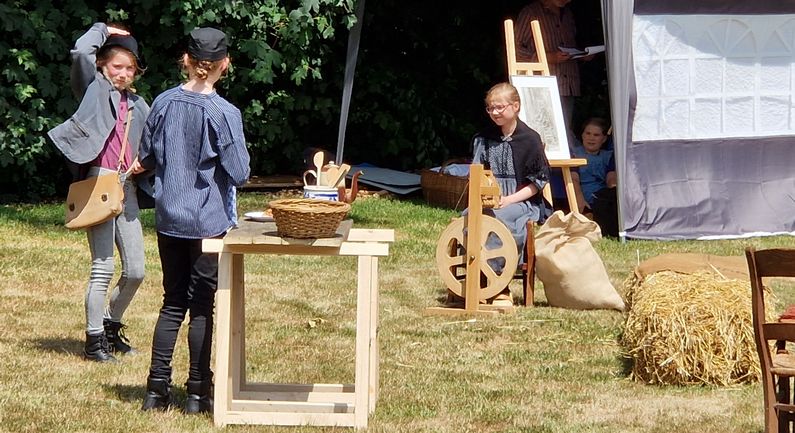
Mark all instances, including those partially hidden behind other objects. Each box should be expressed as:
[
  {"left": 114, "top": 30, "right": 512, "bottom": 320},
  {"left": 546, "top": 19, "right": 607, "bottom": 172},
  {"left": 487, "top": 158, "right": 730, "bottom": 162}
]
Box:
[
  {"left": 470, "top": 82, "right": 550, "bottom": 306},
  {"left": 47, "top": 22, "right": 150, "bottom": 363},
  {"left": 571, "top": 117, "right": 618, "bottom": 237},
  {"left": 515, "top": 0, "right": 591, "bottom": 146},
  {"left": 138, "top": 27, "right": 250, "bottom": 414}
]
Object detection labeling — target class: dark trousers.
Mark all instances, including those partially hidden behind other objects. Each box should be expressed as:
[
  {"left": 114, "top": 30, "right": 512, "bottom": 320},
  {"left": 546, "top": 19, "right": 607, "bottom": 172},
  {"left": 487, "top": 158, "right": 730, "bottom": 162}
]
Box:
[
  {"left": 592, "top": 187, "right": 618, "bottom": 238},
  {"left": 148, "top": 233, "right": 218, "bottom": 382}
]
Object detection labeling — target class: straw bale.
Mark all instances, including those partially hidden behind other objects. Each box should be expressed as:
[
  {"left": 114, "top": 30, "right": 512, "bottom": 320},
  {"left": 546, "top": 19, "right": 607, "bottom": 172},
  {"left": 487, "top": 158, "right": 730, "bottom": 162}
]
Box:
[{"left": 621, "top": 271, "right": 771, "bottom": 386}]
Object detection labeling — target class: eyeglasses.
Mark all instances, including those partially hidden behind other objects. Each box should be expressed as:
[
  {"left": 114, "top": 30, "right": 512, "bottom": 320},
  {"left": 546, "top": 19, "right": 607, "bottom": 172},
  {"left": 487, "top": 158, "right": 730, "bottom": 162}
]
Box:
[{"left": 485, "top": 103, "right": 511, "bottom": 114}]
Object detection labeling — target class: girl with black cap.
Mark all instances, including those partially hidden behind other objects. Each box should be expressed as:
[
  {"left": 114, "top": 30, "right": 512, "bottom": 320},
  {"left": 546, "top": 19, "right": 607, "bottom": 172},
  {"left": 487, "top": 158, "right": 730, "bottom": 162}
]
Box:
[
  {"left": 47, "top": 23, "right": 150, "bottom": 363},
  {"left": 139, "top": 27, "right": 250, "bottom": 414}
]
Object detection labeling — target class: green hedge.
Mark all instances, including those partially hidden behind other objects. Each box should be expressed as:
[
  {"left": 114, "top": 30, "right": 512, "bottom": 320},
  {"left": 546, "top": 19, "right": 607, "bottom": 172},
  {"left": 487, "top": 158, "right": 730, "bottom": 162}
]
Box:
[{"left": 1, "top": 0, "right": 359, "bottom": 200}]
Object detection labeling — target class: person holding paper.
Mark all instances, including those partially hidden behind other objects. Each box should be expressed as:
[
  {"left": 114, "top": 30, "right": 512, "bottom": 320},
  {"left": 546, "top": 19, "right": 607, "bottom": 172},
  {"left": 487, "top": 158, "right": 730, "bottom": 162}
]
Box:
[{"left": 514, "top": 0, "right": 593, "bottom": 146}]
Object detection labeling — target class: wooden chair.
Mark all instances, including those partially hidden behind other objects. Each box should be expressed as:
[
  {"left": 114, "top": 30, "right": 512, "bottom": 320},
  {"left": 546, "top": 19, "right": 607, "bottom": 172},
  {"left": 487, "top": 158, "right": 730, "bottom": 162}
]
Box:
[{"left": 745, "top": 247, "right": 795, "bottom": 433}]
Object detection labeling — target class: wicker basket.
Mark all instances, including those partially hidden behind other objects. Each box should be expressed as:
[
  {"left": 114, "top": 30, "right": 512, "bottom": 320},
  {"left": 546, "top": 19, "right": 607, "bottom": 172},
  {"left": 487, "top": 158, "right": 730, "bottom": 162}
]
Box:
[
  {"left": 268, "top": 199, "right": 350, "bottom": 238},
  {"left": 420, "top": 168, "right": 469, "bottom": 211}
]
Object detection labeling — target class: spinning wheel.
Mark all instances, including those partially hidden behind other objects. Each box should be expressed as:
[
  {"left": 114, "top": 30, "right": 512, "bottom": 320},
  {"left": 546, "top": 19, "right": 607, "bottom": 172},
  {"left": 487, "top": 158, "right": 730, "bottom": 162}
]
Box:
[{"left": 435, "top": 215, "right": 518, "bottom": 301}]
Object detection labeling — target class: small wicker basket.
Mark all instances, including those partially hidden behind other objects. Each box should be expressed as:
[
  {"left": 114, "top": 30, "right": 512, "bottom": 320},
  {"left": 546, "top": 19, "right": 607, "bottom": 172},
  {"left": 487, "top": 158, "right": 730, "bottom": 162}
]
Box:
[
  {"left": 268, "top": 199, "right": 350, "bottom": 238},
  {"left": 420, "top": 169, "right": 469, "bottom": 211}
]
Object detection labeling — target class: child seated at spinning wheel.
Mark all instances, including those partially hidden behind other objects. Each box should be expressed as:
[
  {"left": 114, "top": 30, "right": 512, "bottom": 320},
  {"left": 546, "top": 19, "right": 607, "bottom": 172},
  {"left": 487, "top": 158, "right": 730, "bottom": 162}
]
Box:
[{"left": 470, "top": 82, "right": 551, "bottom": 305}]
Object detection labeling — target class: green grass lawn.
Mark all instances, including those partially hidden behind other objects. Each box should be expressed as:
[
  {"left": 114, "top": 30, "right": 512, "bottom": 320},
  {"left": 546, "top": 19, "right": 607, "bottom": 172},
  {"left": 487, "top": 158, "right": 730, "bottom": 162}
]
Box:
[{"left": 0, "top": 191, "right": 793, "bottom": 433}]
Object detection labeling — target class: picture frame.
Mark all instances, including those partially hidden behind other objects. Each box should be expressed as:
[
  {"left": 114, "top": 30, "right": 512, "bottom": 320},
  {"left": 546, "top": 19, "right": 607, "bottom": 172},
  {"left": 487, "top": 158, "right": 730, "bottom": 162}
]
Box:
[{"left": 509, "top": 75, "right": 571, "bottom": 160}]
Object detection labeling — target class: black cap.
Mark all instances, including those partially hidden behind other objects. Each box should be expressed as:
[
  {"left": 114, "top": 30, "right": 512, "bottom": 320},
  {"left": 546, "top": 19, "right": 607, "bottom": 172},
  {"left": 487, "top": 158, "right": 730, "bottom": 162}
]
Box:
[
  {"left": 188, "top": 28, "right": 228, "bottom": 61},
  {"left": 100, "top": 34, "right": 141, "bottom": 63}
]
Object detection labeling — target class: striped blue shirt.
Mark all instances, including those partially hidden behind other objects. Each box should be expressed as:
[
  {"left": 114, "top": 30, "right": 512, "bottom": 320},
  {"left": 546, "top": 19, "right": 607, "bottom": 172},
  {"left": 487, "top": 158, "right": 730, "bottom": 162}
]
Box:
[{"left": 139, "top": 86, "right": 250, "bottom": 239}]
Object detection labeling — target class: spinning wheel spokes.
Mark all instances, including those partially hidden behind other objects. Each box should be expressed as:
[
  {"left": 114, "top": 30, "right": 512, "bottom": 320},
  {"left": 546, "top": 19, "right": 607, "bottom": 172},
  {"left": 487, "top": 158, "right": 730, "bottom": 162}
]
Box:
[{"left": 435, "top": 215, "right": 518, "bottom": 301}]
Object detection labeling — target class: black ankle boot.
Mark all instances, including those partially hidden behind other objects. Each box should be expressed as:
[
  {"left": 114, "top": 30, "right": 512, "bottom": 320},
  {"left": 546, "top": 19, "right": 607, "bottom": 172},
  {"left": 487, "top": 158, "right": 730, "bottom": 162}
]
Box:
[
  {"left": 84, "top": 332, "right": 117, "bottom": 363},
  {"left": 103, "top": 319, "right": 136, "bottom": 354},
  {"left": 141, "top": 378, "right": 173, "bottom": 411},
  {"left": 184, "top": 379, "right": 213, "bottom": 414}
]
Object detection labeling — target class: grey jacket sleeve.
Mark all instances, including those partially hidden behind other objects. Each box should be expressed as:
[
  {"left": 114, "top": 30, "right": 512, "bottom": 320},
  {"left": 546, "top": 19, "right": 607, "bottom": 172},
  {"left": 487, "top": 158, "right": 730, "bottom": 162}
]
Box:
[{"left": 70, "top": 23, "right": 107, "bottom": 100}]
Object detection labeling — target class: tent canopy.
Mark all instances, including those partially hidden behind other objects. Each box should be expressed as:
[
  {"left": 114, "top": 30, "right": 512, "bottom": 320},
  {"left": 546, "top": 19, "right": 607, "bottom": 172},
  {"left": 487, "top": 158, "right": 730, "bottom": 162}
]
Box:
[{"left": 603, "top": 0, "right": 795, "bottom": 239}]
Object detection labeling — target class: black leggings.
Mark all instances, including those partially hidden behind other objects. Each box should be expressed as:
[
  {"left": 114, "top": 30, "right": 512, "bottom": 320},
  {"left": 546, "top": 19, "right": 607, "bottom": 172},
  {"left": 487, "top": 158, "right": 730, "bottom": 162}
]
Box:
[{"left": 148, "top": 233, "right": 218, "bottom": 382}]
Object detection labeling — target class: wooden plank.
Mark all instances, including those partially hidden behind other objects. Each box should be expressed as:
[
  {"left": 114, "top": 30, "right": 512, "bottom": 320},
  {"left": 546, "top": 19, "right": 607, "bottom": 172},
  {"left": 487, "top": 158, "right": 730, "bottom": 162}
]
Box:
[
  {"left": 235, "top": 390, "right": 355, "bottom": 404},
  {"left": 561, "top": 167, "right": 579, "bottom": 214},
  {"left": 230, "top": 400, "right": 354, "bottom": 413},
  {"left": 242, "top": 383, "right": 355, "bottom": 393},
  {"left": 465, "top": 164, "right": 484, "bottom": 311},
  {"left": 221, "top": 410, "right": 356, "bottom": 426},
  {"left": 423, "top": 306, "right": 502, "bottom": 317},
  {"left": 203, "top": 238, "right": 225, "bottom": 253},
  {"left": 231, "top": 254, "right": 246, "bottom": 395},
  {"left": 367, "top": 256, "right": 380, "bottom": 414},
  {"left": 354, "top": 255, "right": 373, "bottom": 428},
  {"left": 214, "top": 252, "right": 235, "bottom": 427},
  {"left": 239, "top": 174, "right": 303, "bottom": 190},
  {"left": 339, "top": 242, "right": 390, "bottom": 257},
  {"left": 549, "top": 158, "right": 587, "bottom": 168},
  {"left": 347, "top": 228, "right": 395, "bottom": 243}
]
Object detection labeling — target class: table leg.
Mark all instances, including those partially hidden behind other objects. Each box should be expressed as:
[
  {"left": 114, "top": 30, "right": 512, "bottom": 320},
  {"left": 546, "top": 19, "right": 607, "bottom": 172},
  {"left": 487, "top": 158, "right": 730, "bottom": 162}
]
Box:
[
  {"left": 367, "top": 256, "right": 379, "bottom": 414},
  {"left": 355, "top": 255, "right": 374, "bottom": 428},
  {"left": 230, "top": 253, "right": 246, "bottom": 393},
  {"left": 214, "top": 252, "right": 236, "bottom": 427}
]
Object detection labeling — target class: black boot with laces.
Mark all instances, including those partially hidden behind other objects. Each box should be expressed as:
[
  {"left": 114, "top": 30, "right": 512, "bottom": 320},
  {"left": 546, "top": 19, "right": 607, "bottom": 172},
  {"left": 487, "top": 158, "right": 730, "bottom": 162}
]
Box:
[
  {"left": 104, "top": 319, "right": 136, "bottom": 354},
  {"left": 84, "top": 332, "right": 117, "bottom": 363}
]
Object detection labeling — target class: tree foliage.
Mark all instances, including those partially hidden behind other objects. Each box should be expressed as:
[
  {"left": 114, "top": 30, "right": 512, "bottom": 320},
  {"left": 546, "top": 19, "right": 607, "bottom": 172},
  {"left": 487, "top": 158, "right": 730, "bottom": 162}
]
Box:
[
  {"left": 1, "top": 0, "right": 357, "bottom": 200},
  {"left": 1, "top": 0, "right": 608, "bottom": 201}
]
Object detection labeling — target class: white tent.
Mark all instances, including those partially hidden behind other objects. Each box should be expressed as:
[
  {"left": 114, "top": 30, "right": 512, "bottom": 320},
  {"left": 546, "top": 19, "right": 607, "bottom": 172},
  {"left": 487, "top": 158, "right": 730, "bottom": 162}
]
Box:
[{"left": 603, "top": 0, "right": 795, "bottom": 239}]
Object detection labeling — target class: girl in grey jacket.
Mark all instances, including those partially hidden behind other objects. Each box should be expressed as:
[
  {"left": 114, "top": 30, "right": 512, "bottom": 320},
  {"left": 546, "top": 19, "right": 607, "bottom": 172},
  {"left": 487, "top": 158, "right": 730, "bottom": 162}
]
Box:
[{"left": 48, "top": 23, "right": 150, "bottom": 362}]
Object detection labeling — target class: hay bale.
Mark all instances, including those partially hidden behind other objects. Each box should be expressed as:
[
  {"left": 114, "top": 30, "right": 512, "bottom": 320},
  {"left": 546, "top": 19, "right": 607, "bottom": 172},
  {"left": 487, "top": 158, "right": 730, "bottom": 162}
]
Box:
[{"left": 621, "top": 271, "right": 767, "bottom": 386}]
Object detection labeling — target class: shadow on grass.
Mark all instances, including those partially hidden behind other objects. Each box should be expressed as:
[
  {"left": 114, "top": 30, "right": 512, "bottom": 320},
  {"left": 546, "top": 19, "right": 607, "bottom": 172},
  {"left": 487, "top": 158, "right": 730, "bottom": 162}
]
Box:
[
  {"left": 106, "top": 383, "right": 189, "bottom": 409},
  {"left": 107, "top": 383, "right": 148, "bottom": 405},
  {"left": 33, "top": 337, "right": 84, "bottom": 358}
]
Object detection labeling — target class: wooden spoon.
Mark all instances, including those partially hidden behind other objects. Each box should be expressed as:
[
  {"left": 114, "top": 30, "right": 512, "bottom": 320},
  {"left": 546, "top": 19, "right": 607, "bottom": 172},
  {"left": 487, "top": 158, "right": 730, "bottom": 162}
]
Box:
[{"left": 312, "top": 151, "right": 324, "bottom": 186}]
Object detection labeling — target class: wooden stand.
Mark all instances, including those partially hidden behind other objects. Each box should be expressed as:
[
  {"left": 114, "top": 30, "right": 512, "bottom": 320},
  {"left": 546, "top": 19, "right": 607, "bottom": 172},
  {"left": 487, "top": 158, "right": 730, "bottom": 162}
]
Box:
[
  {"left": 427, "top": 164, "right": 518, "bottom": 316},
  {"left": 504, "top": 18, "right": 586, "bottom": 213},
  {"left": 203, "top": 220, "right": 394, "bottom": 429}
]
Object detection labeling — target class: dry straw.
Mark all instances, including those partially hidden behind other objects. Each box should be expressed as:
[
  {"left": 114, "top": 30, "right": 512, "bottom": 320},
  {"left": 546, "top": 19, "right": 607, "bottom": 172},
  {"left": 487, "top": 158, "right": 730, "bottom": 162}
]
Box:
[{"left": 621, "top": 270, "right": 772, "bottom": 386}]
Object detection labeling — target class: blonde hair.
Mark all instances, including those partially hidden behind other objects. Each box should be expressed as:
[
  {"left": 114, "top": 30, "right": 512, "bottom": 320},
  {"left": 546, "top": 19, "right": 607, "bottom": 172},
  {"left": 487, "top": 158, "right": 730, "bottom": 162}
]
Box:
[
  {"left": 485, "top": 82, "right": 520, "bottom": 106},
  {"left": 182, "top": 55, "right": 227, "bottom": 80}
]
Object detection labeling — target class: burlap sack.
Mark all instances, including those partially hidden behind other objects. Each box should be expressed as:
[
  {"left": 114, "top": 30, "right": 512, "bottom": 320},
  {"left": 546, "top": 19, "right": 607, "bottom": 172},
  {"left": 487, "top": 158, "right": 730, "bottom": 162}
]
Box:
[{"left": 535, "top": 211, "right": 625, "bottom": 311}]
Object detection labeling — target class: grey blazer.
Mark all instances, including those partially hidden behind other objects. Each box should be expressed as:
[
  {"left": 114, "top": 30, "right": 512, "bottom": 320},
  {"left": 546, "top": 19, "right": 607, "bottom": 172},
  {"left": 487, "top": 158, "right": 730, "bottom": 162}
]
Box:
[{"left": 47, "top": 23, "right": 150, "bottom": 167}]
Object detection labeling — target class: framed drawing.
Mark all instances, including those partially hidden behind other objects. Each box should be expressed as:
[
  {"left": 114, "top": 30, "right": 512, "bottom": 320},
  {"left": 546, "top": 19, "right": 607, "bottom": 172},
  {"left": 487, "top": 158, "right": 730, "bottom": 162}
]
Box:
[{"left": 509, "top": 75, "right": 570, "bottom": 160}]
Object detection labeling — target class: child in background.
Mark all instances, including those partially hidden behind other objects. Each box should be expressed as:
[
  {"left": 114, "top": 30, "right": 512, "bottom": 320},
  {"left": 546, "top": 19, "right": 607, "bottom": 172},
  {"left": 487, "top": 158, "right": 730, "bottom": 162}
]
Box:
[
  {"left": 138, "top": 27, "right": 250, "bottom": 414},
  {"left": 571, "top": 117, "right": 618, "bottom": 236}
]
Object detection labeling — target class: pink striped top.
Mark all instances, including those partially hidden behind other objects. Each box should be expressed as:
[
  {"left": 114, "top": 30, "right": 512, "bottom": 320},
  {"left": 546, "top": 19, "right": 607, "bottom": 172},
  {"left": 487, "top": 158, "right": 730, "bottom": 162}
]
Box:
[
  {"left": 93, "top": 93, "right": 132, "bottom": 171},
  {"left": 514, "top": 1, "right": 580, "bottom": 97}
]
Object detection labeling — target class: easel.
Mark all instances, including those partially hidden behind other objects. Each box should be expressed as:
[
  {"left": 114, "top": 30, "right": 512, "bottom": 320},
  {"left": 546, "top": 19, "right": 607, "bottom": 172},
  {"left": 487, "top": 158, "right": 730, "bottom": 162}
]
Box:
[
  {"left": 426, "top": 164, "right": 518, "bottom": 316},
  {"left": 504, "top": 19, "right": 586, "bottom": 213}
]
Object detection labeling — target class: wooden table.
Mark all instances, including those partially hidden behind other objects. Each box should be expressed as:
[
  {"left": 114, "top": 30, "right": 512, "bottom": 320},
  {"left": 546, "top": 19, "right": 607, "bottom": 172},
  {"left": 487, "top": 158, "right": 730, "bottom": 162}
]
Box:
[{"left": 202, "top": 219, "right": 394, "bottom": 429}]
